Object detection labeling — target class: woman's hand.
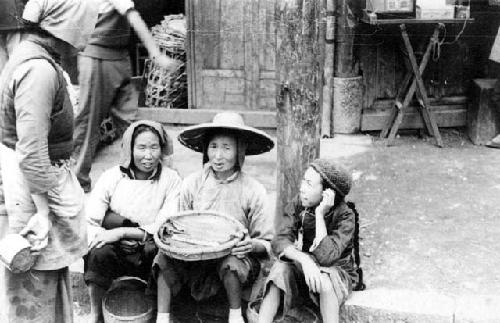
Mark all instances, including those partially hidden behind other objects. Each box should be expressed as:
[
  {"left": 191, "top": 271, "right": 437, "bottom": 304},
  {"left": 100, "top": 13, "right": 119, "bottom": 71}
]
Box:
[
  {"left": 231, "top": 236, "right": 254, "bottom": 259},
  {"left": 300, "top": 256, "right": 323, "bottom": 294},
  {"left": 89, "top": 229, "right": 123, "bottom": 250},
  {"left": 315, "top": 188, "right": 336, "bottom": 216},
  {"left": 119, "top": 239, "right": 140, "bottom": 254},
  {"left": 20, "top": 211, "right": 51, "bottom": 252}
]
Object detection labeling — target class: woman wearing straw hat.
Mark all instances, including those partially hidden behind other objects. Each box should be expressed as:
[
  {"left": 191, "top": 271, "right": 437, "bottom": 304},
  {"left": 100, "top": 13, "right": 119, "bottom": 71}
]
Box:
[
  {"left": 0, "top": 0, "right": 97, "bottom": 321},
  {"left": 154, "top": 112, "right": 275, "bottom": 323}
]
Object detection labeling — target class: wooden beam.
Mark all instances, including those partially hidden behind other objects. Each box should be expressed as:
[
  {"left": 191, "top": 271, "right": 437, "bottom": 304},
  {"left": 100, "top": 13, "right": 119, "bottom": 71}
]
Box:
[
  {"left": 335, "top": 0, "right": 356, "bottom": 77},
  {"left": 361, "top": 105, "right": 467, "bottom": 131},
  {"left": 372, "top": 96, "right": 467, "bottom": 110},
  {"left": 321, "top": 0, "right": 336, "bottom": 137},
  {"left": 136, "top": 108, "right": 277, "bottom": 129}
]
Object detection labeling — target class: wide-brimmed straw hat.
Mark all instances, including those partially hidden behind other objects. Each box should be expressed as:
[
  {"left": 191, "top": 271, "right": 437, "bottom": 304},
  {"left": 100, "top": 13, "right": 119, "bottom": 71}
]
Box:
[{"left": 178, "top": 112, "right": 274, "bottom": 155}]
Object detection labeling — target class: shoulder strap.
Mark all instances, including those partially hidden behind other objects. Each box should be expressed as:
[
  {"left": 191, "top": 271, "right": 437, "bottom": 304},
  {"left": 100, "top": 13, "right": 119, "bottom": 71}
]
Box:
[{"left": 347, "top": 201, "right": 366, "bottom": 291}]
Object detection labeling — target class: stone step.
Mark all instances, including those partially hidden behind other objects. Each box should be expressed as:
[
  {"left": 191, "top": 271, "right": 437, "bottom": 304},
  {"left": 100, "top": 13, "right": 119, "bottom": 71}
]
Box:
[
  {"left": 341, "top": 289, "right": 500, "bottom": 323},
  {"left": 71, "top": 270, "right": 500, "bottom": 323}
]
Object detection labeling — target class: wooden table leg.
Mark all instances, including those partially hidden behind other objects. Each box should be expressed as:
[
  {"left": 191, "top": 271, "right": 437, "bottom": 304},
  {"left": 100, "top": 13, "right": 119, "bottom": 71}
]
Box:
[
  {"left": 380, "top": 70, "right": 412, "bottom": 139},
  {"left": 401, "top": 24, "right": 444, "bottom": 147},
  {"left": 403, "top": 58, "right": 433, "bottom": 136},
  {"left": 385, "top": 24, "right": 444, "bottom": 147}
]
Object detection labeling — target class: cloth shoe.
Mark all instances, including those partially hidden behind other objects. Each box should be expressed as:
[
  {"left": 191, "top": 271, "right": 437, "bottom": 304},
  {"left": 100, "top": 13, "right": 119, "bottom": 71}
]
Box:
[
  {"left": 228, "top": 308, "right": 245, "bottom": 323},
  {"left": 485, "top": 134, "right": 500, "bottom": 149}
]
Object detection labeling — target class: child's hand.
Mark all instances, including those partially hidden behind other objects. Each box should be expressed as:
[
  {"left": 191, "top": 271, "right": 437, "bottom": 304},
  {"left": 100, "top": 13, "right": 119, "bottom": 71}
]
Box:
[
  {"left": 315, "top": 188, "right": 336, "bottom": 216},
  {"left": 301, "top": 257, "right": 323, "bottom": 293}
]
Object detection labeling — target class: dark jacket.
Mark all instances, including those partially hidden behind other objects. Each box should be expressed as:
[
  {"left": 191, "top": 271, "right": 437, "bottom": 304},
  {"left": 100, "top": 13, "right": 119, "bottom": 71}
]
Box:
[
  {"left": 0, "top": 35, "right": 73, "bottom": 194},
  {"left": 272, "top": 196, "right": 359, "bottom": 285}
]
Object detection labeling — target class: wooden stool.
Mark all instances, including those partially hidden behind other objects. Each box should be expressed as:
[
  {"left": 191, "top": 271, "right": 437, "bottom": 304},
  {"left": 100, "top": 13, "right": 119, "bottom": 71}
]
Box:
[{"left": 467, "top": 79, "right": 499, "bottom": 145}]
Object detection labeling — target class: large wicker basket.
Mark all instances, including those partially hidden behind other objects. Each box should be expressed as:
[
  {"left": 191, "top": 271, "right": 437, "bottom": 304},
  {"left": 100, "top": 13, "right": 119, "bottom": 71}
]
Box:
[
  {"left": 144, "top": 14, "right": 187, "bottom": 109},
  {"left": 154, "top": 210, "right": 246, "bottom": 261}
]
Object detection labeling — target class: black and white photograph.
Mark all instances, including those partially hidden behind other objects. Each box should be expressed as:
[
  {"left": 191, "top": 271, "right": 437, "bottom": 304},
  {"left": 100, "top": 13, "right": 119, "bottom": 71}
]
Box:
[{"left": 0, "top": 0, "right": 499, "bottom": 322}]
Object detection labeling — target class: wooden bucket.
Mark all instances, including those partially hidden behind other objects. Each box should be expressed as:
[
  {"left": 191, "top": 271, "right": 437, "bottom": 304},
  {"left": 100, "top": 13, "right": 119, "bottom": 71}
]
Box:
[
  {"left": 0, "top": 233, "right": 37, "bottom": 273},
  {"left": 246, "top": 300, "right": 321, "bottom": 323},
  {"left": 102, "top": 277, "right": 154, "bottom": 323}
]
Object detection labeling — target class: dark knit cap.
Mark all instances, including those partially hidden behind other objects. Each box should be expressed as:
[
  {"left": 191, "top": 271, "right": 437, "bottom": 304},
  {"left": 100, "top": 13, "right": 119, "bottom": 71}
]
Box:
[{"left": 309, "top": 159, "right": 352, "bottom": 197}]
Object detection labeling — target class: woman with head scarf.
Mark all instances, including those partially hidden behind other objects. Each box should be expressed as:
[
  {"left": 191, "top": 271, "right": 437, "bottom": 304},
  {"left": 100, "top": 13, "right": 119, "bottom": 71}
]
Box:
[
  {"left": 85, "top": 120, "right": 181, "bottom": 323},
  {"left": 154, "top": 112, "right": 275, "bottom": 323},
  {"left": 0, "top": 0, "right": 97, "bottom": 322}
]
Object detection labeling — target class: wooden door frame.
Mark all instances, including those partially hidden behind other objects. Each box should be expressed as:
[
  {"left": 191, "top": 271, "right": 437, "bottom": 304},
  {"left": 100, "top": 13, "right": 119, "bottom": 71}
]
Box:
[{"left": 185, "top": 0, "right": 197, "bottom": 109}]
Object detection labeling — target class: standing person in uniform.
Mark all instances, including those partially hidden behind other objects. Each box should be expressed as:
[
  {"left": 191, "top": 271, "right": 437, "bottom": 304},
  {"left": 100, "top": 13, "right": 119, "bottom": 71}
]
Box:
[
  {"left": 72, "top": 0, "right": 179, "bottom": 192},
  {"left": 0, "top": 0, "right": 97, "bottom": 321}
]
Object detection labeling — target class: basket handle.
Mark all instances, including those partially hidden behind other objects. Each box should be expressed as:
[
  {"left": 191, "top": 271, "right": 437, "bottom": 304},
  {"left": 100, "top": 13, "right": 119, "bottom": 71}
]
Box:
[{"left": 106, "top": 276, "right": 148, "bottom": 294}]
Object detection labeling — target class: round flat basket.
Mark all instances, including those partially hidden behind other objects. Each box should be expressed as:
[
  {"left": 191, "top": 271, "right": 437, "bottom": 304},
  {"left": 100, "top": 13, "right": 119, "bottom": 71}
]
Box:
[
  {"left": 155, "top": 210, "right": 246, "bottom": 261},
  {"left": 102, "top": 277, "right": 153, "bottom": 323},
  {"left": 246, "top": 300, "right": 320, "bottom": 323}
]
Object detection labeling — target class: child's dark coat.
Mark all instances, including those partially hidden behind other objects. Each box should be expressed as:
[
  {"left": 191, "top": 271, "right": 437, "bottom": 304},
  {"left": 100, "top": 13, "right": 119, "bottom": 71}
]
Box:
[{"left": 272, "top": 196, "right": 359, "bottom": 287}]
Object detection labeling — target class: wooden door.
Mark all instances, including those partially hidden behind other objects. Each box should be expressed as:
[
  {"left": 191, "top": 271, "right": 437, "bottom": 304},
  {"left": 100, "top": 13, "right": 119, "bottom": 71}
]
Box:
[{"left": 186, "top": 0, "right": 276, "bottom": 111}]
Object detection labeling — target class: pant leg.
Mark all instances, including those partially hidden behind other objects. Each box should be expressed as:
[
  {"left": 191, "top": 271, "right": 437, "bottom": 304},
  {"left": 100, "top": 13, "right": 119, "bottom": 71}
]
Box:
[
  {"left": 265, "top": 260, "right": 309, "bottom": 317},
  {"left": 107, "top": 57, "right": 138, "bottom": 138},
  {"left": 72, "top": 56, "right": 117, "bottom": 190},
  {"left": 84, "top": 243, "right": 130, "bottom": 290},
  {"left": 4, "top": 268, "right": 73, "bottom": 323}
]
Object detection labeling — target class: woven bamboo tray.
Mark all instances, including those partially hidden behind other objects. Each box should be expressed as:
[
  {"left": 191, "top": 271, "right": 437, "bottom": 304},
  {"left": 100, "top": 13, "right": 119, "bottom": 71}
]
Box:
[{"left": 155, "top": 210, "right": 246, "bottom": 261}]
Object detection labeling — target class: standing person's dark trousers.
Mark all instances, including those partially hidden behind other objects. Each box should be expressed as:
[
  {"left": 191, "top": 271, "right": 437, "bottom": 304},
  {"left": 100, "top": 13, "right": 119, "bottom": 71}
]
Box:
[{"left": 72, "top": 55, "right": 137, "bottom": 192}]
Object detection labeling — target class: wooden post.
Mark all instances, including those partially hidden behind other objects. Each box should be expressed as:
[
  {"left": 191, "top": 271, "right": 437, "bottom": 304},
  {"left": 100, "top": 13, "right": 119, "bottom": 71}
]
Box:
[
  {"left": 275, "top": 0, "right": 322, "bottom": 218},
  {"left": 335, "top": 0, "right": 356, "bottom": 77},
  {"left": 321, "top": 0, "right": 336, "bottom": 137}
]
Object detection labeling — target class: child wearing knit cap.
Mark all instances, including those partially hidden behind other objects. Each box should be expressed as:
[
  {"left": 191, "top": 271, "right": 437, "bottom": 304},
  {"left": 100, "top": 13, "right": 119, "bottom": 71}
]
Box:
[{"left": 258, "top": 159, "right": 359, "bottom": 323}]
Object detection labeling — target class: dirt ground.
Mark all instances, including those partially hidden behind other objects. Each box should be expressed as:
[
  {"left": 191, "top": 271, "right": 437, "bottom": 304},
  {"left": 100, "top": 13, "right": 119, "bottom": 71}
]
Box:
[
  {"left": 337, "top": 129, "right": 500, "bottom": 296},
  {"left": 74, "top": 126, "right": 500, "bottom": 322}
]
